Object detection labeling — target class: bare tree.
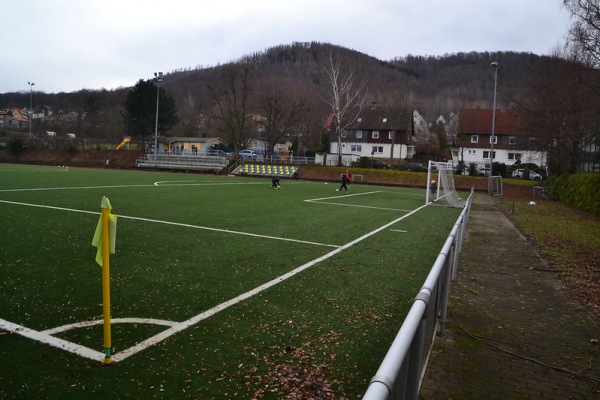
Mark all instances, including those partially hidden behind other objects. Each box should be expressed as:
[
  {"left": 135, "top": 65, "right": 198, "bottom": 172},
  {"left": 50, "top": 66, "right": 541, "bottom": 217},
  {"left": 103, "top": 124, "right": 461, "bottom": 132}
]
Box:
[
  {"left": 255, "top": 79, "right": 309, "bottom": 155},
  {"left": 206, "top": 60, "right": 253, "bottom": 155},
  {"left": 322, "top": 51, "right": 368, "bottom": 166},
  {"left": 563, "top": 0, "right": 600, "bottom": 67},
  {"left": 519, "top": 48, "right": 599, "bottom": 173}
]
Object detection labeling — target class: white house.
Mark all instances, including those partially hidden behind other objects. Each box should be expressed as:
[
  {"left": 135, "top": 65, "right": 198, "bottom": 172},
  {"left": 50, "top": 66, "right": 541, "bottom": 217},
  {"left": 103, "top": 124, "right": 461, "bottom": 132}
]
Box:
[{"left": 452, "top": 108, "right": 547, "bottom": 171}]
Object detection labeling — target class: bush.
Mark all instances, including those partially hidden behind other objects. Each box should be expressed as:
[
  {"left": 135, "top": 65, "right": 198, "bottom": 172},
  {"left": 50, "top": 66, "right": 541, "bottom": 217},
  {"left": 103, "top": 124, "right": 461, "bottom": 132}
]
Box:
[
  {"left": 8, "top": 138, "right": 25, "bottom": 156},
  {"left": 66, "top": 143, "right": 77, "bottom": 154},
  {"left": 550, "top": 173, "right": 600, "bottom": 216}
]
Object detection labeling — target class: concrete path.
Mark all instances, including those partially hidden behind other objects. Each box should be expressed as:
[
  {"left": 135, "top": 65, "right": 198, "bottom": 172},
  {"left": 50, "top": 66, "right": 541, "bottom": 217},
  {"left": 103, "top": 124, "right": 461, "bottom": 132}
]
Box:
[{"left": 419, "top": 193, "right": 600, "bottom": 399}]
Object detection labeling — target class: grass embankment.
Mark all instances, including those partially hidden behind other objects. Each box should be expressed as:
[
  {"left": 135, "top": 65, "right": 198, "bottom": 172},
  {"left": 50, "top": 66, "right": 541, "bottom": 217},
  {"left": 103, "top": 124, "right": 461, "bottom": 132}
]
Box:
[{"left": 498, "top": 187, "right": 600, "bottom": 322}]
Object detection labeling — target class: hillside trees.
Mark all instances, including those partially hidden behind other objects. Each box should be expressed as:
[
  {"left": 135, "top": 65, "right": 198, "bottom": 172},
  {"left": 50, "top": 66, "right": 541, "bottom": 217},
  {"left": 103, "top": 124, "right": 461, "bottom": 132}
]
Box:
[
  {"left": 254, "top": 78, "right": 310, "bottom": 155},
  {"left": 514, "top": 1, "right": 600, "bottom": 174},
  {"left": 122, "top": 79, "right": 180, "bottom": 144},
  {"left": 520, "top": 52, "right": 598, "bottom": 173},
  {"left": 206, "top": 61, "right": 253, "bottom": 154}
]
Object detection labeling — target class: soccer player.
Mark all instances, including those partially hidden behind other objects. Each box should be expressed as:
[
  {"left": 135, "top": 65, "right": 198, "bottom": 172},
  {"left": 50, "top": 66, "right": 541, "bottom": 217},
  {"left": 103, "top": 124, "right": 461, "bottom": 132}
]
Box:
[
  {"left": 271, "top": 176, "right": 281, "bottom": 189},
  {"left": 430, "top": 179, "right": 438, "bottom": 200},
  {"left": 336, "top": 170, "right": 350, "bottom": 192}
]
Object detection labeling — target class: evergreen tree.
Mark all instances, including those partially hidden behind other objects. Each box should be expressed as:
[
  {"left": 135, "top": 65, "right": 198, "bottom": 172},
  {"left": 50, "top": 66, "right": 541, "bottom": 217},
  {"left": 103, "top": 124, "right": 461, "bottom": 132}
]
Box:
[{"left": 122, "top": 79, "right": 180, "bottom": 143}]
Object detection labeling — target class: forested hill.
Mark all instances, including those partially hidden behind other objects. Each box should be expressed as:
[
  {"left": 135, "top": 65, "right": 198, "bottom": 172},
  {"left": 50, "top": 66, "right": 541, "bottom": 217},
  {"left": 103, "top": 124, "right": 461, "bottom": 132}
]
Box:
[
  {"left": 1, "top": 42, "right": 546, "bottom": 123},
  {"left": 166, "top": 42, "right": 544, "bottom": 115}
]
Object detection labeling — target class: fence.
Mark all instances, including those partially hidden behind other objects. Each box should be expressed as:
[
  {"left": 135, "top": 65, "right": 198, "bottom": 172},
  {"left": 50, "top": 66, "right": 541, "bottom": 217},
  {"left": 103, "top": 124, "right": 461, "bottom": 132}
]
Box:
[{"left": 363, "top": 187, "right": 474, "bottom": 400}]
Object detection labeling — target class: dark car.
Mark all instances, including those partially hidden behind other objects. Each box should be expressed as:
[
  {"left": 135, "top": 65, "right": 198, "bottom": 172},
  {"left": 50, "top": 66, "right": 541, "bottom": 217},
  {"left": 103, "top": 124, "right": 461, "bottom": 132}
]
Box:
[
  {"left": 370, "top": 159, "right": 390, "bottom": 169},
  {"left": 405, "top": 162, "right": 427, "bottom": 172}
]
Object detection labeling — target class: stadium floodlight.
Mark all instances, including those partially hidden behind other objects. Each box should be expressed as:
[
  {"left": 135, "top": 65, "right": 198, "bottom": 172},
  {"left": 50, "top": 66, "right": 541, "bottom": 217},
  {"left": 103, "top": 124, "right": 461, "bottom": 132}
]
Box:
[
  {"left": 489, "top": 62, "right": 499, "bottom": 193},
  {"left": 153, "top": 72, "right": 163, "bottom": 164},
  {"left": 27, "top": 82, "right": 35, "bottom": 137}
]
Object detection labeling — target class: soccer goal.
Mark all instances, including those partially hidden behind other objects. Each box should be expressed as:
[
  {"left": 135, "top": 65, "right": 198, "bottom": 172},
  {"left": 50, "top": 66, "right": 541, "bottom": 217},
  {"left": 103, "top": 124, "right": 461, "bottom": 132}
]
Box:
[{"left": 426, "top": 161, "right": 464, "bottom": 208}]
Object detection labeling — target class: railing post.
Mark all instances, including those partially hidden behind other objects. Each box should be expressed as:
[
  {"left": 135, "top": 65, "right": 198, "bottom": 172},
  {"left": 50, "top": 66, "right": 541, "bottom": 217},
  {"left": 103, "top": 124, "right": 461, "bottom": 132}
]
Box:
[
  {"left": 405, "top": 308, "right": 427, "bottom": 400},
  {"left": 438, "top": 243, "right": 454, "bottom": 335}
]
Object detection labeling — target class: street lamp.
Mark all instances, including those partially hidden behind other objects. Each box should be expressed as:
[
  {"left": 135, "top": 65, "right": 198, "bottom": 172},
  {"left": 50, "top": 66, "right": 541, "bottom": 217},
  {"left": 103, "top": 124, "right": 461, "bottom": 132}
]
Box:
[
  {"left": 489, "top": 62, "right": 498, "bottom": 193},
  {"left": 153, "top": 72, "right": 163, "bottom": 164},
  {"left": 27, "top": 81, "right": 35, "bottom": 137}
]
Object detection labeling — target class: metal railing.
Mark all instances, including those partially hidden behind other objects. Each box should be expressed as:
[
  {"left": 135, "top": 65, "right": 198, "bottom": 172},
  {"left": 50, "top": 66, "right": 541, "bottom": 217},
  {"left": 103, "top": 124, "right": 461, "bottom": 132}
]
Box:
[
  {"left": 363, "top": 187, "right": 474, "bottom": 400},
  {"left": 135, "top": 154, "right": 229, "bottom": 171}
]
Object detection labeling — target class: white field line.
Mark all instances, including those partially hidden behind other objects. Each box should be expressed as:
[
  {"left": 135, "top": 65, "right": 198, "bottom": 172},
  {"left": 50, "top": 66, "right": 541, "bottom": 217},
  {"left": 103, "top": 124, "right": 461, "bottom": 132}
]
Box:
[
  {"left": 42, "top": 317, "right": 179, "bottom": 335},
  {"left": 112, "top": 201, "right": 429, "bottom": 362},
  {"left": 0, "top": 181, "right": 265, "bottom": 193},
  {"left": 0, "top": 318, "right": 104, "bottom": 362},
  {"left": 0, "top": 199, "right": 339, "bottom": 248},
  {"left": 0, "top": 168, "right": 69, "bottom": 172},
  {"left": 304, "top": 191, "right": 413, "bottom": 212},
  {"left": 390, "top": 229, "right": 408, "bottom": 233},
  {"left": 1, "top": 183, "right": 427, "bottom": 363},
  {"left": 0, "top": 317, "right": 180, "bottom": 363}
]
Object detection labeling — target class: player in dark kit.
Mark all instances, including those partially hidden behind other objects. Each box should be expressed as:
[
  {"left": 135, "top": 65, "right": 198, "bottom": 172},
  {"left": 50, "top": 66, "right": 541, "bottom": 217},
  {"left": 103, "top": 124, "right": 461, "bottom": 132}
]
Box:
[{"left": 271, "top": 177, "right": 281, "bottom": 189}]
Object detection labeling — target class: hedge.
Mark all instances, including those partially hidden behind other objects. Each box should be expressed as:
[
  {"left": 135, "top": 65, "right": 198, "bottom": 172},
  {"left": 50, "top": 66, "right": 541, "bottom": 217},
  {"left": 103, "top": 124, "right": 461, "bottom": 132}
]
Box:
[{"left": 550, "top": 173, "right": 600, "bottom": 217}]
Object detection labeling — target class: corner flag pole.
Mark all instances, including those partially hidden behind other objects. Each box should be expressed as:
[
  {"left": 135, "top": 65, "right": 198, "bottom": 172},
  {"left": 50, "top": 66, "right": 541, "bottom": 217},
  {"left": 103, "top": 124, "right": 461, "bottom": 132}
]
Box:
[{"left": 100, "top": 201, "right": 112, "bottom": 364}]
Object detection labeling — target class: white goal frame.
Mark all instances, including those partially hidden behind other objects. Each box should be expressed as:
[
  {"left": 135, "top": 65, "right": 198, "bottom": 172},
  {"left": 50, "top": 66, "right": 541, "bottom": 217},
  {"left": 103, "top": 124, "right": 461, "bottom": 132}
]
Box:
[{"left": 426, "top": 161, "right": 464, "bottom": 208}]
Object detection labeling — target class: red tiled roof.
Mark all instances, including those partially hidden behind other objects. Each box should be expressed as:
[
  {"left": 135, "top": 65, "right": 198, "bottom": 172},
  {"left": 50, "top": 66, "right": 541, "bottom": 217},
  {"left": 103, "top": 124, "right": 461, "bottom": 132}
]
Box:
[{"left": 458, "top": 109, "right": 529, "bottom": 136}]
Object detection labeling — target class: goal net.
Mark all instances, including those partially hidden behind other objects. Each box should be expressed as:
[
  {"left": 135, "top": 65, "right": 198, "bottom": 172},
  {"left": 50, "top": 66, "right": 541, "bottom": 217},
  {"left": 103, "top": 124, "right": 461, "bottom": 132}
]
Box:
[{"left": 426, "top": 161, "right": 464, "bottom": 208}]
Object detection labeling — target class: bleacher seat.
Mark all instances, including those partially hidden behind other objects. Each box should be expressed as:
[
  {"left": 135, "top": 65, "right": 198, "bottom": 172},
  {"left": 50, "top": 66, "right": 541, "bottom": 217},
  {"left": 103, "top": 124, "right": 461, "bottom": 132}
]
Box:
[{"left": 238, "top": 164, "right": 297, "bottom": 177}]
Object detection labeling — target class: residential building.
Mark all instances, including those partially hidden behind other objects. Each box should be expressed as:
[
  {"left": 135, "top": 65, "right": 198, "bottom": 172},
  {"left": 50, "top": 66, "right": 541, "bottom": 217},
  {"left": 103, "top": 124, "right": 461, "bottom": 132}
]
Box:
[
  {"left": 328, "top": 106, "right": 414, "bottom": 166},
  {"left": 453, "top": 108, "right": 546, "bottom": 170}
]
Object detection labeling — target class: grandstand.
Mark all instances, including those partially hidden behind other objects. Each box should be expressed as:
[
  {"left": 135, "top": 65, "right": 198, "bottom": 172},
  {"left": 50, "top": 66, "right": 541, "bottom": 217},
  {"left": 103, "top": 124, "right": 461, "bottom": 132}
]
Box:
[{"left": 233, "top": 164, "right": 298, "bottom": 177}]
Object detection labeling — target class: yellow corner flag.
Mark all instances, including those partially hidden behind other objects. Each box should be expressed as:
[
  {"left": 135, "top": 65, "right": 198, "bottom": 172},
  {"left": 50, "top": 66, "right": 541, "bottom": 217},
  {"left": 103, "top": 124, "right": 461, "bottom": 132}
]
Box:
[
  {"left": 91, "top": 196, "right": 117, "bottom": 364},
  {"left": 92, "top": 197, "right": 117, "bottom": 266}
]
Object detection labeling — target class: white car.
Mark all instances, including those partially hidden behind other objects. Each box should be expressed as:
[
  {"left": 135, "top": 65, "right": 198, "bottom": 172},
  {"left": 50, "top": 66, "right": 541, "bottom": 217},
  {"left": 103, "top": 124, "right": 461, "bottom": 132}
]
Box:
[
  {"left": 512, "top": 169, "right": 542, "bottom": 180},
  {"left": 239, "top": 149, "right": 258, "bottom": 159}
]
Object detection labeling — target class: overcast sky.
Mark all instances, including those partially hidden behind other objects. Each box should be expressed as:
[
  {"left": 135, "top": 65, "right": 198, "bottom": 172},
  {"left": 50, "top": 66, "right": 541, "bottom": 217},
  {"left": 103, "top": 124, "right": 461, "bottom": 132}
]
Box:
[{"left": 3, "top": 0, "right": 572, "bottom": 94}]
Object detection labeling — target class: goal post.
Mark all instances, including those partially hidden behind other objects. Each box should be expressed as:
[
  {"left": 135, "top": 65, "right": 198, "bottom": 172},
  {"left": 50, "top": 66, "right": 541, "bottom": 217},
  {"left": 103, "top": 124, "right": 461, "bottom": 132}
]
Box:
[{"left": 426, "top": 161, "right": 464, "bottom": 208}]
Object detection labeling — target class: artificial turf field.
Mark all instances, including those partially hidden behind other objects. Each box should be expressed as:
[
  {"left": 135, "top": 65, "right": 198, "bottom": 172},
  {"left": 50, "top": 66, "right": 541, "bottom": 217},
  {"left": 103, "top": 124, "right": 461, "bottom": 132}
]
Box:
[{"left": 0, "top": 163, "right": 462, "bottom": 399}]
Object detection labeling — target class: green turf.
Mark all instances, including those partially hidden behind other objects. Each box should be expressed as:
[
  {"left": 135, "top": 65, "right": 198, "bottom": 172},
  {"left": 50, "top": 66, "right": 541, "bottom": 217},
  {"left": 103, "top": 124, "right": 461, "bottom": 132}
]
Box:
[{"left": 0, "top": 163, "right": 462, "bottom": 399}]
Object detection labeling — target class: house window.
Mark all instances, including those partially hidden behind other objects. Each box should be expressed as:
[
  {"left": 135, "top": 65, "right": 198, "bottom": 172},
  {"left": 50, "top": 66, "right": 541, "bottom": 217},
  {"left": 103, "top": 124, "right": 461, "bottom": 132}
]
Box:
[
  {"left": 490, "top": 136, "right": 497, "bottom": 144},
  {"left": 452, "top": 150, "right": 459, "bottom": 157},
  {"left": 483, "top": 151, "right": 496, "bottom": 159},
  {"left": 351, "top": 145, "right": 362, "bottom": 152},
  {"left": 372, "top": 146, "right": 383, "bottom": 153},
  {"left": 357, "top": 117, "right": 362, "bottom": 122},
  {"left": 356, "top": 130, "right": 363, "bottom": 139},
  {"left": 382, "top": 118, "right": 388, "bottom": 123},
  {"left": 372, "top": 131, "right": 379, "bottom": 139},
  {"left": 471, "top": 135, "right": 479, "bottom": 143},
  {"left": 388, "top": 131, "right": 394, "bottom": 140},
  {"left": 508, "top": 153, "right": 522, "bottom": 160},
  {"left": 468, "top": 149, "right": 476, "bottom": 155},
  {"left": 509, "top": 136, "right": 517, "bottom": 145}
]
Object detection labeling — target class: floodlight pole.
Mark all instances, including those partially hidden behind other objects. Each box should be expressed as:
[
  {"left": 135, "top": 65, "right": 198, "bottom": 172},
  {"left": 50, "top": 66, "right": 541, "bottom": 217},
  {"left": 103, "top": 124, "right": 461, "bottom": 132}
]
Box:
[
  {"left": 27, "top": 81, "right": 34, "bottom": 137},
  {"left": 489, "top": 62, "right": 498, "bottom": 194},
  {"left": 153, "top": 72, "right": 163, "bottom": 165}
]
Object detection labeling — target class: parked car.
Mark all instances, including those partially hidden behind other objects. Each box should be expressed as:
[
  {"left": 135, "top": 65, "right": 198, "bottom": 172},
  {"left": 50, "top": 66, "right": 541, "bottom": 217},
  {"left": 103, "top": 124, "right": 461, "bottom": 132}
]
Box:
[
  {"left": 239, "top": 149, "right": 258, "bottom": 160},
  {"left": 478, "top": 167, "right": 491, "bottom": 177},
  {"left": 512, "top": 169, "right": 542, "bottom": 180},
  {"left": 405, "top": 162, "right": 427, "bottom": 172},
  {"left": 370, "top": 159, "right": 390, "bottom": 169}
]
